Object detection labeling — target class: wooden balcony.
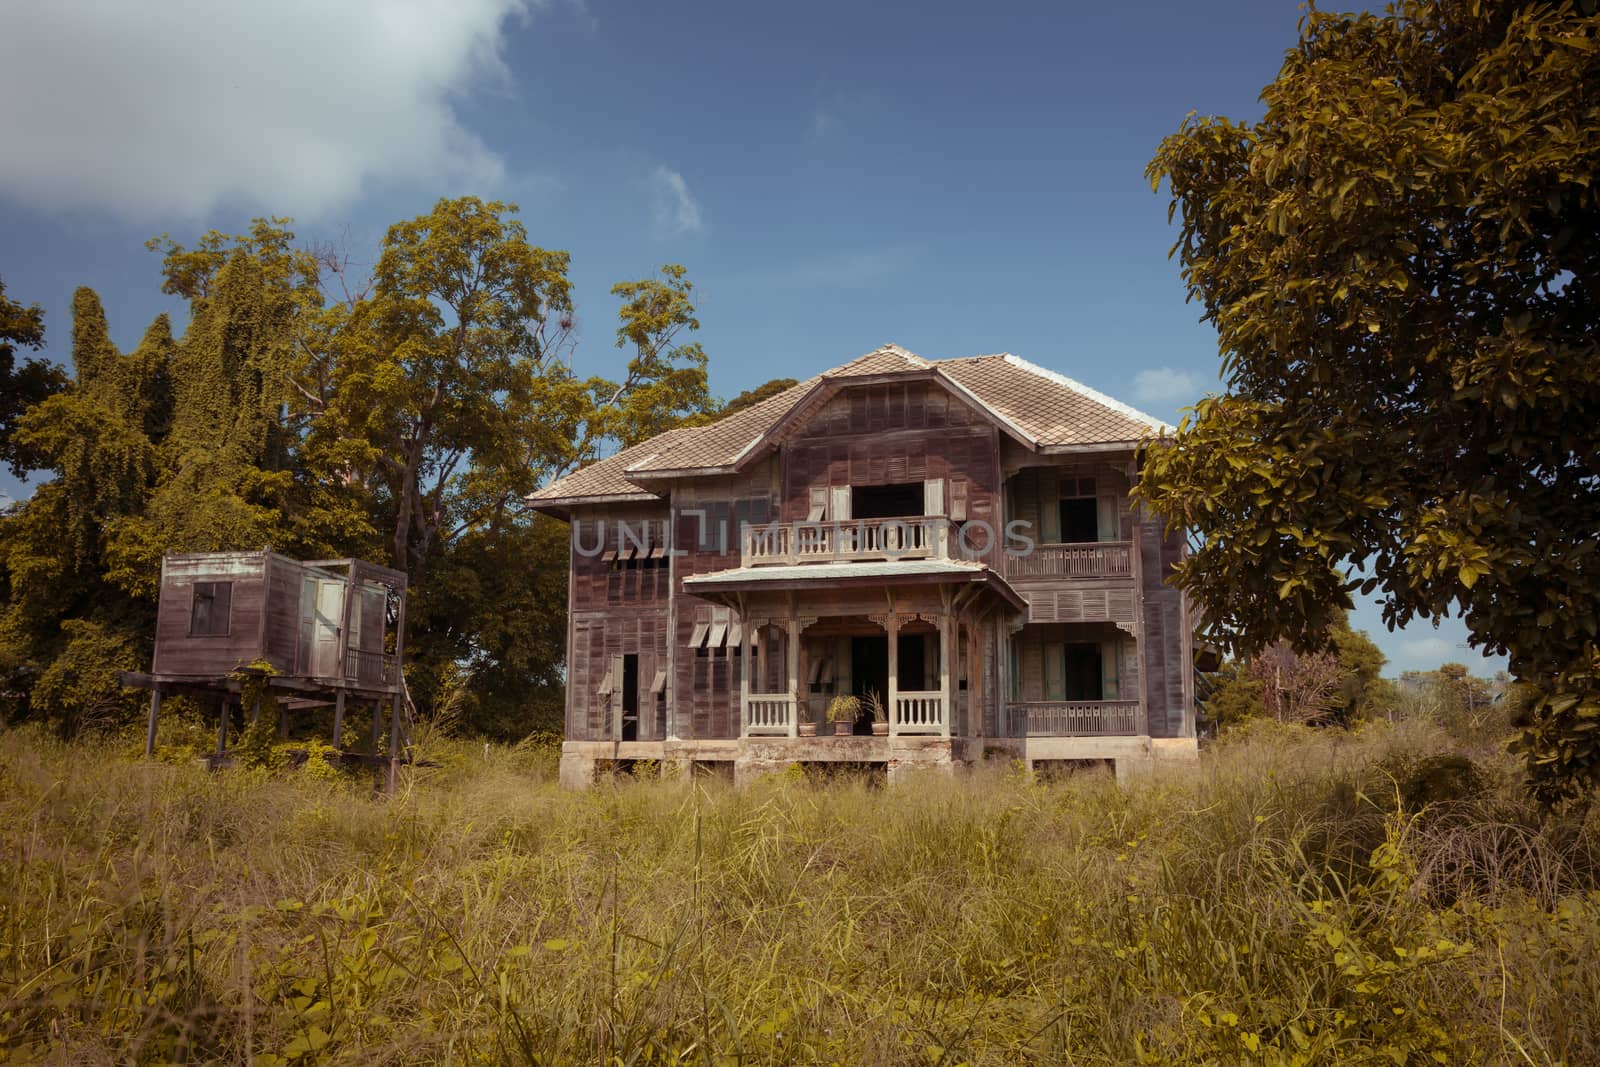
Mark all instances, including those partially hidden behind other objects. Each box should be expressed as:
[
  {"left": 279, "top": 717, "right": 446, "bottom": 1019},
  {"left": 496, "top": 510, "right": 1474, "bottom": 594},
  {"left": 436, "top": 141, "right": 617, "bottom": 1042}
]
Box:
[
  {"left": 1005, "top": 700, "right": 1141, "bottom": 736},
  {"left": 1006, "top": 541, "right": 1133, "bottom": 579},
  {"left": 742, "top": 517, "right": 954, "bottom": 567}
]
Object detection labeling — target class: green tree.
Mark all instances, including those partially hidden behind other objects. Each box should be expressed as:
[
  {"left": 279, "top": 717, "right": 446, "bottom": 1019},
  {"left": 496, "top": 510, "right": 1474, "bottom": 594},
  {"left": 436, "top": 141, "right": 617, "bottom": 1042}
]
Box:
[
  {"left": 721, "top": 377, "right": 799, "bottom": 419},
  {"left": 0, "top": 290, "right": 173, "bottom": 728},
  {"left": 0, "top": 277, "right": 66, "bottom": 478},
  {"left": 1140, "top": 0, "right": 1600, "bottom": 803}
]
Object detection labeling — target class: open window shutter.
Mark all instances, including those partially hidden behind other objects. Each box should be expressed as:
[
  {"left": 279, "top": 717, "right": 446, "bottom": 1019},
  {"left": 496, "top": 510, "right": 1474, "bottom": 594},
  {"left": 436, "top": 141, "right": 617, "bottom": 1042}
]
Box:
[
  {"left": 950, "top": 480, "right": 968, "bottom": 522},
  {"left": 1102, "top": 640, "right": 1120, "bottom": 700},
  {"left": 1044, "top": 641, "right": 1066, "bottom": 701},
  {"left": 829, "top": 485, "right": 851, "bottom": 521},
  {"left": 808, "top": 486, "right": 827, "bottom": 521},
  {"left": 923, "top": 477, "right": 946, "bottom": 517},
  {"left": 1098, "top": 496, "right": 1117, "bottom": 542},
  {"left": 609, "top": 655, "right": 624, "bottom": 737}
]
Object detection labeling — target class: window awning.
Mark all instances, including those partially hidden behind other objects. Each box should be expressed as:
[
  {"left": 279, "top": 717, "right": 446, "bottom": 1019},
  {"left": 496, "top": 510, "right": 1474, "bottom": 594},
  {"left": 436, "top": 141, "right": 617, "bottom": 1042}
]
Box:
[
  {"left": 689, "top": 621, "right": 710, "bottom": 649},
  {"left": 650, "top": 669, "right": 667, "bottom": 694},
  {"left": 597, "top": 669, "right": 614, "bottom": 697},
  {"left": 708, "top": 620, "right": 728, "bottom": 649},
  {"left": 727, "top": 620, "right": 742, "bottom": 648}
]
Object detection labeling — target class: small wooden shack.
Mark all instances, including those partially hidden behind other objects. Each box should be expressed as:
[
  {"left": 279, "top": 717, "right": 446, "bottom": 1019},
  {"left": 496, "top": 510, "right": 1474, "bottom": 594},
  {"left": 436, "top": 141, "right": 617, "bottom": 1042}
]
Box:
[{"left": 121, "top": 551, "right": 409, "bottom": 777}]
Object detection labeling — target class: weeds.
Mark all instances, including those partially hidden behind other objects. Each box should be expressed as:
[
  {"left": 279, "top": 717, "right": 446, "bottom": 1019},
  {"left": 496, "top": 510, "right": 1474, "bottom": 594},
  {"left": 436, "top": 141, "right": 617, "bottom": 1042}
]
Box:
[{"left": 1, "top": 720, "right": 1597, "bottom": 1063}]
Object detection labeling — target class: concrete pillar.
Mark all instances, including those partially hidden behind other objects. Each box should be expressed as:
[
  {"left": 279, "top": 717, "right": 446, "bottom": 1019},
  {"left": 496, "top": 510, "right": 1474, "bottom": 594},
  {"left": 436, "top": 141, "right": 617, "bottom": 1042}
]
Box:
[
  {"left": 332, "top": 690, "right": 346, "bottom": 749},
  {"left": 939, "top": 614, "right": 953, "bottom": 738}
]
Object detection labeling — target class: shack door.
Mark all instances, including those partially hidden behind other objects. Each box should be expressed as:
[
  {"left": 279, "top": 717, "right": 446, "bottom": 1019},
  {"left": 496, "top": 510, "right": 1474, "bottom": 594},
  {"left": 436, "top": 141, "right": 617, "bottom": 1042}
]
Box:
[{"left": 309, "top": 579, "right": 345, "bottom": 678}]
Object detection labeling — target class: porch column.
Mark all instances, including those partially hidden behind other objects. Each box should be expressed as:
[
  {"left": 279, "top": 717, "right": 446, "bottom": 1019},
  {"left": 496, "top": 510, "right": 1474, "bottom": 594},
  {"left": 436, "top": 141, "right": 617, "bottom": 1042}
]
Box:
[
  {"left": 939, "top": 614, "right": 953, "bottom": 739},
  {"left": 886, "top": 613, "right": 900, "bottom": 738},
  {"left": 739, "top": 621, "right": 754, "bottom": 738},
  {"left": 785, "top": 617, "right": 800, "bottom": 738}
]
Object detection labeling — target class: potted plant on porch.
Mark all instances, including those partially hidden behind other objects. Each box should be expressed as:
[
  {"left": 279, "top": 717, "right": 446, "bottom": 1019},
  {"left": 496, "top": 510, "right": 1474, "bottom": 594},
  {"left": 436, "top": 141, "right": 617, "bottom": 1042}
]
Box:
[
  {"left": 863, "top": 690, "right": 889, "bottom": 736},
  {"left": 827, "top": 695, "right": 859, "bottom": 737}
]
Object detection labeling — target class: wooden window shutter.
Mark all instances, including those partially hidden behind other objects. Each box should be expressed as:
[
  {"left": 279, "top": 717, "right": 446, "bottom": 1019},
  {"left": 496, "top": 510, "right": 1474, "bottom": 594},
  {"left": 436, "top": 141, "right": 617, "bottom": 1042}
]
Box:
[
  {"left": 1097, "top": 496, "right": 1118, "bottom": 542},
  {"left": 1102, "top": 640, "right": 1120, "bottom": 701},
  {"left": 1040, "top": 471, "right": 1060, "bottom": 543},
  {"left": 829, "top": 485, "right": 851, "bottom": 521},
  {"left": 808, "top": 486, "right": 827, "bottom": 521},
  {"left": 609, "top": 654, "right": 624, "bottom": 736},
  {"left": 1043, "top": 641, "right": 1066, "bottom": 701},
  {"left": 923, "top": 477, "right": 946, "bottom": 517}
]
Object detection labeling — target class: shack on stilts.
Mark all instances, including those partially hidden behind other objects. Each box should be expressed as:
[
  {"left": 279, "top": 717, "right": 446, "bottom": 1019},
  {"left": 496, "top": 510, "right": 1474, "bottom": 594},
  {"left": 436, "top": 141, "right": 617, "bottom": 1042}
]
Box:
[{"left": 119, "top": 550, "right": 411, "bottom": 789}]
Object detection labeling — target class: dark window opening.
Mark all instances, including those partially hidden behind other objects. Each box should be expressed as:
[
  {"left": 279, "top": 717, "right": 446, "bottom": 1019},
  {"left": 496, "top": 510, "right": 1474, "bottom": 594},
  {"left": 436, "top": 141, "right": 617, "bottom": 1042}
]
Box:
[
  {"left": 621, "top": 654, "right": 639, "bottom": 741},
  {"left": 1058, "top": 497, "right": 1098, "bottom": 543},
  {"left": 1063, "top": 643, "right": 1103, "bottom": 701},
  {"left": 897, "top": 632, "right": 927, "bottom": 691},
  {"left": 852, "top": 481, "right": 924, "bottom": 520},
  {"left": 190, "top": 581, "right": 233, "bottom": 636}
]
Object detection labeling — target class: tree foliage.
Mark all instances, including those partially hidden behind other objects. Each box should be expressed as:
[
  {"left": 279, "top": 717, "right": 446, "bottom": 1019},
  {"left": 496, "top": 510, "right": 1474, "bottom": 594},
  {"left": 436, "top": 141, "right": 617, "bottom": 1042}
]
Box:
[
  {"left": 0, "top": 201, "right": 720, "bottom": 739},
  {"left": 0, "top": 277, "right": 66, "bottom": 478},
  {"left": 1140, "top": 0, "right": 1600, "bottom": 802},
  {"left": 721, "top": 377, "right": 799, "bottom": 419}
]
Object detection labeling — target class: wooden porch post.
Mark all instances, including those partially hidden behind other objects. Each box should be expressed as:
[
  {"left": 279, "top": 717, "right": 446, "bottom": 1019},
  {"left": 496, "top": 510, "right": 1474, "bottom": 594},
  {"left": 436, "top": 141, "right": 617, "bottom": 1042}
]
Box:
[
  {"left": 144, "top": 689, "right": 162, "bottom": 758},
  {"left": 785, "top": 617, "right": 800, "bottom": 738},
  {"left": 939, "top": 614, "right": 953, "bottom": 739},
  {"left": 886, "top": 613, "right": 900, "bottom": 738},
  {"left": 371, "top": 699, "right": 382, "bottom": 752},
  {"left": 739, "top": 622, "right": 753, "bottom": 738}
]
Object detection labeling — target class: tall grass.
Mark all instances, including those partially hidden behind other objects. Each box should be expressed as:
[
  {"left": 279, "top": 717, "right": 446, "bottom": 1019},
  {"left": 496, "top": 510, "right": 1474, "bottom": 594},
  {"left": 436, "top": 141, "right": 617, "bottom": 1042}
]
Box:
[{"left": 2, "top": 720, "right": 1597, "bottom": 1064}]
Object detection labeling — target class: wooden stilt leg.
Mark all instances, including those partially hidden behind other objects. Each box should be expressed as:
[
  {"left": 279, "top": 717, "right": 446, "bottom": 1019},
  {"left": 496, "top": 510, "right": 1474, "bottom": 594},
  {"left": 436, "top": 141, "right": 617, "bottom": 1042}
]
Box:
[
  {"left": 386, "top": 696, "right": 401, "bottom": 793},
  {"left": 371, "top": 700, "right": 382, "bottom": 752},
  {"left": 215, "top": 697, "right": 231, "bottom": 762},
  {"left": 145, "top": 690, "right": 163, "bottom": 758},
  {"left": 332, "top": 690, "right": 346, "bottom": 750}
]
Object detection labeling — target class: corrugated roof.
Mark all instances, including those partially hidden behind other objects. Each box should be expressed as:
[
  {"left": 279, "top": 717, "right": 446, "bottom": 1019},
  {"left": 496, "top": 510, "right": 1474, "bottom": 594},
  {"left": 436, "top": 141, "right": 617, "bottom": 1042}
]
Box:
[
  {"left": 529, "top": 344, "right": 1170, "bottom": 506},
  {"left": 683, "top": 559, "right": 988, "bottom": 585}
]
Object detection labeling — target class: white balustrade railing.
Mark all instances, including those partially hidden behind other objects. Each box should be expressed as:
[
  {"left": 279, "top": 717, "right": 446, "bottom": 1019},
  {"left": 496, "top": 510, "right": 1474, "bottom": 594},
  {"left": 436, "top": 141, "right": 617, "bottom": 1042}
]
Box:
[
  {"left": 743, "top": 517, "right": 953, "bottom": 567},
  {"left": 1006, "top": 541, "right": 1133, "bottom": 579},
  {"left": 745, "top": 695, "right": 796, "bottom": 735},
  {"left": 1005, "top": 700, "right": 1140, "bottom": 736},
  {"left": 893, "top": 691, "right": 946, "bottom": 734}
]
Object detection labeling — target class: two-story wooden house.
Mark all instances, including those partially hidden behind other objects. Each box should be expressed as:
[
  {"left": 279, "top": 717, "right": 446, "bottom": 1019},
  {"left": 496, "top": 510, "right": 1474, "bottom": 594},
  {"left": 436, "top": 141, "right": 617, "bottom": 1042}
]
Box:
[{"left": 529, "top": 345, "right": 1199, "bottom": 785}]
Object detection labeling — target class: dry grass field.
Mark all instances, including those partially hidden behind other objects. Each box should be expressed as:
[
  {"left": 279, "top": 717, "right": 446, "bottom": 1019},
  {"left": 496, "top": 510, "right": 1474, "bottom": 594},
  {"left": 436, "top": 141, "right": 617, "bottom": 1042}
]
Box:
[{"left": 2, "top": 718, "right": 1598, "bottom": 1065}]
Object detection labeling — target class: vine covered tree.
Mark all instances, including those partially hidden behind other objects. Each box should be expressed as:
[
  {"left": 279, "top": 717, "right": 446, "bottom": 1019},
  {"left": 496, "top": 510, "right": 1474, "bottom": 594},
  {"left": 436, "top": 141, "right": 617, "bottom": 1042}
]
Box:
[{"left": 1140, "top": 0, "right": 1600, "bottom": 802}]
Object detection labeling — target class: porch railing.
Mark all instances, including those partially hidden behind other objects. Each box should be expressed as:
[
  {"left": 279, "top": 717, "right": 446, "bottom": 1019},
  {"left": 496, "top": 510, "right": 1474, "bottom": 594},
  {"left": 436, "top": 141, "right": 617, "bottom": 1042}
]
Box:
[
  {"left": 1006, "top": 541, "right": 1133, "bottom": 579},
  {"left": 1006, "top": 700, "right": 1140, "bottom": 736},
  {"left": 345, "top": 647, "right": 398, "bottom": 686},
  {"left": 746, "top": 695, "right": 796, "bottom": 735},
  {"left": 894, "top": 691, "right": 946, "bottom": 734},
  {"left": 742, "top": 517, "right": 954, "bottom": 567}
]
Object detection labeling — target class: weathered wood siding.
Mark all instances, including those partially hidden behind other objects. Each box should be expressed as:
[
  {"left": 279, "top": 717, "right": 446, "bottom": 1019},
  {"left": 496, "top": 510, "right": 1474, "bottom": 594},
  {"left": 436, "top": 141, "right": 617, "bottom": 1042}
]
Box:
[
  {"left": 780, "top": 381, "right": 1004, "bottom": 567},
  {"left": 151, "top": 553, "right": 273, "bottom": 676},
  {"left": 1139, "top": 521, "right": 1189, "bottom": 738},
  {"left": 565, "top": 504, "right": 672, "bottom": 742},
  {"left": 670, "top": 463, "right": 780, "bottom": 740}
]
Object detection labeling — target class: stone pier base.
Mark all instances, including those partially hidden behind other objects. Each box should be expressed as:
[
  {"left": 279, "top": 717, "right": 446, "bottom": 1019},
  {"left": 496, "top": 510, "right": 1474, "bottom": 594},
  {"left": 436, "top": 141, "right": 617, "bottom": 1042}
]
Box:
[{"left": 558, "top": 734, "right": 1199, "bottom": 788}]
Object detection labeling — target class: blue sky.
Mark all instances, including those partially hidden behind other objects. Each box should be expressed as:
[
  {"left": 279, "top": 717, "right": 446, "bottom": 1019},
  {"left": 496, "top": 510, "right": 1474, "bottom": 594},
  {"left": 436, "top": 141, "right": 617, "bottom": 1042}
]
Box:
[{"left": 0, "top": 0, "right": 1500, "bottom": 675}]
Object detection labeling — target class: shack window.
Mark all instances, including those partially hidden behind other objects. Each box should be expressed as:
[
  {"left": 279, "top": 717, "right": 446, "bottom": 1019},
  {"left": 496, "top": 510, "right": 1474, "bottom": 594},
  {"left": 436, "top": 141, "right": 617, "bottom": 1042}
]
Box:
[{"left": 190, "top": 581, "right": 232, "bottom": 636}]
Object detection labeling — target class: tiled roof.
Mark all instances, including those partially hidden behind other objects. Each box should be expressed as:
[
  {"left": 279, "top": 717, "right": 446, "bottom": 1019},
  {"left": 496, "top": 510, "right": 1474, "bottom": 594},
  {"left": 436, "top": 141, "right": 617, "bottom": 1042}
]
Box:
[
  {"left": 939, "top": 354, "right": 1168, "bottom": 446},
  {"left": 529, "top": 344, "right": 1170, "bottom": 506}
]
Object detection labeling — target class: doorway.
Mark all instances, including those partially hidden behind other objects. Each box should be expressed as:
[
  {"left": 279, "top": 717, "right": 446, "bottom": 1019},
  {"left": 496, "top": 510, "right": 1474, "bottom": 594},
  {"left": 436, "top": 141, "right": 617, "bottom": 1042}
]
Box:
[
  {"left": 621, "top": 654, "right": 639, "bottom": 741},
  {"left": 850, "top": 636, "right": 887, "bottom": 733}
]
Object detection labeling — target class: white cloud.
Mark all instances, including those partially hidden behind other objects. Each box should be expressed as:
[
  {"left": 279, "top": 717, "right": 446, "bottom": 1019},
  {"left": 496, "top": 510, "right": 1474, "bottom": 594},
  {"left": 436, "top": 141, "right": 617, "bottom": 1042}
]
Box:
[
  {"left": 650, "top": 166, "right": 703, "bottom": 237},
  {"left": 1131, "top": 367, "right": 1203, "bottom": 410},
  {"left": 1396, "top": 636, "right": 1456, "bottom": 667},
  {"left": 0, "top": 0, "right": 540, "bottom": 222}
]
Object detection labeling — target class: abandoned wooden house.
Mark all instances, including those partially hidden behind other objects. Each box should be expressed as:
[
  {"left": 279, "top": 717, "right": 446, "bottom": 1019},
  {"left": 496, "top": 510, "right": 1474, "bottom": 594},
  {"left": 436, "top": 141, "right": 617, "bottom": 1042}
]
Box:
[
  {"left": 528, "top": 344, "right": 1201, "bottom": 786},
  {"left": 121, "top": 551, "right": 408, "bottom": 773}
]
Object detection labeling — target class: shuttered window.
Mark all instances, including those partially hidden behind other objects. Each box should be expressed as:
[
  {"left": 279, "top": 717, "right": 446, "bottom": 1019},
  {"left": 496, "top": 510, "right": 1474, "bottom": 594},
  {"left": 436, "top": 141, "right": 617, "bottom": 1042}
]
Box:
[{"left": 190, "top": 581, "right": 232, "bottom": 636}]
